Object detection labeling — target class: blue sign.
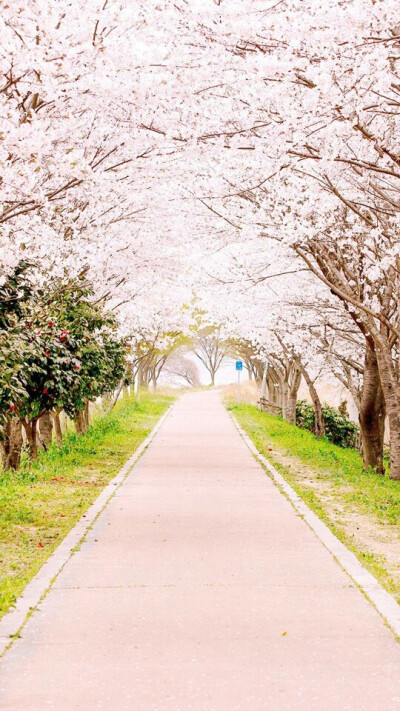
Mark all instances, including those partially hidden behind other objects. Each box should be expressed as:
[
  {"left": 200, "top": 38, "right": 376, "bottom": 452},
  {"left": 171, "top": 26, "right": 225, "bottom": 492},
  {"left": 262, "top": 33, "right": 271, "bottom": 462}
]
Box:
[{"left": 235, "top": 361, "right": 243, "bottom": 371}]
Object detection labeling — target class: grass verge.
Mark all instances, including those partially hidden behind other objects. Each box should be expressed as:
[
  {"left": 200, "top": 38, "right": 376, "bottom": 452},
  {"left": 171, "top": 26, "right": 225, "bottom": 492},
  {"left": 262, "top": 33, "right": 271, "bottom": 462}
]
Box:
[
  {"left": 0, "top": 392, "right": 174, "bottom": 619},
  {"left": 226, "top": 401, "right": 400, "bottom": 601}
]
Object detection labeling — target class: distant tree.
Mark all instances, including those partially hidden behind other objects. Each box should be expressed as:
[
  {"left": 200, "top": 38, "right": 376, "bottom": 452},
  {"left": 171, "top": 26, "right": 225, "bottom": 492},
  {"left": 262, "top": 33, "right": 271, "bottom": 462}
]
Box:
[
  {"left": 192, "top": 326, "right": 230, "bottom": 386},
  {"left": 164, "top": 351, "right": 201, "bottom": 387}
]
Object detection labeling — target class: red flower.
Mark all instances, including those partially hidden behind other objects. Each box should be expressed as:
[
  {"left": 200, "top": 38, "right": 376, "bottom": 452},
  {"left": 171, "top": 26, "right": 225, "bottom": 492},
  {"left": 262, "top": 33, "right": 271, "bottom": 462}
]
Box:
[
  {"left": 74, "top": 364, "right": 80, "bottom": 370},
  {"left": 9, "top": 404, "right": 15, "bottom": 411},
  {"left": 48, "top": 321, "right": 53, "bottom": 327},
  {"left": 43, "top": 387, "right": 48, "bottom": 394},
  {"left": 45, "top": 350, "right": 50, "bottom": 357},
  {"left": 38, "top": 542, "right": 44, "bottom": 548}
]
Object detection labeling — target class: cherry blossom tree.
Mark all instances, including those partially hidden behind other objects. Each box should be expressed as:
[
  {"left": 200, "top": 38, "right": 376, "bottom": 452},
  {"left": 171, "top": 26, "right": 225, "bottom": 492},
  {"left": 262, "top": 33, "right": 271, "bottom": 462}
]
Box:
[{"left": 3, "top": 0, "right": 400, "bottom": 480}]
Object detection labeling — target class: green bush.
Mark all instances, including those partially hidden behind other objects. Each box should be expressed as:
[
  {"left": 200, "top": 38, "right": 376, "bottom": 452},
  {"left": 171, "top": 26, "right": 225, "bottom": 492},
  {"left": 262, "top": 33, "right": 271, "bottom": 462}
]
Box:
[
  {"left": 295, "top": 400, "right": 315, "bottom": 432},
  {"left": 296, "top": 400, "right": 359, "bottom": 449}
]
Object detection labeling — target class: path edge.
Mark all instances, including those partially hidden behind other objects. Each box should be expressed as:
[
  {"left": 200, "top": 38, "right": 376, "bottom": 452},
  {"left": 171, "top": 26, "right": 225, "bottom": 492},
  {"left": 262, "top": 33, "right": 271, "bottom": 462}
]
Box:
[
  {"left": 230, "top": 411, "right": 400, "bottom": 640},
  {"left": 0, "top": 401, "right": 175, "bottom": 656}
]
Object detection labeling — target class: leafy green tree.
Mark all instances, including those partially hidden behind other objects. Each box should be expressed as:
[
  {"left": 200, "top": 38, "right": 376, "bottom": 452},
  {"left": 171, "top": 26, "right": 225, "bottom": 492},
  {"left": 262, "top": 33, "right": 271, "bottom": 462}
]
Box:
[{"left": 0, "top": 264, "right": 126, "bottom": 466}]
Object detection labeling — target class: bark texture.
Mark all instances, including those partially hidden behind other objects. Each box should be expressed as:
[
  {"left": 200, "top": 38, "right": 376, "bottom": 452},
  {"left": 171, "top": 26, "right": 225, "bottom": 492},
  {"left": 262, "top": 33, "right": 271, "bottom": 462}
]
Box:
[
  {"left": 0, "top": 416, "right": 23, "bottom": 470},
  {"left": 52, "top": 410, "right": 63, "bottom": 446},
  {"left": 297, "top": 362, "right": 325, "bottom": 438},
  {"left": 358, "top": 345, "right": 385, "bottom": 475},
  {"left": 84, "top": 401, "right": 90, "bottom": 431},
  {"left": 285, "top": 367, "right": 301, "bottom": 425},
  {"left": 74, "top": 410, "right": 87, "bottom": 435},
  {"left": 374, "top": 342, "right": 400, "bottom": 480},
  {"left": 39, "top": 411, "right": 53, "bottom": 450},
  {"left": 22, "top": 417, "right": 39, "bottom": 460}
]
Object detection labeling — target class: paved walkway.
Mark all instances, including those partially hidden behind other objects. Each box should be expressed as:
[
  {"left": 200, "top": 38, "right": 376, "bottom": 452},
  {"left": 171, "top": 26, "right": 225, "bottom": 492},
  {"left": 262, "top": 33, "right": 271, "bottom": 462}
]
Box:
[{"left": 1, "top": 391, "right": 399, "bottom": 710}]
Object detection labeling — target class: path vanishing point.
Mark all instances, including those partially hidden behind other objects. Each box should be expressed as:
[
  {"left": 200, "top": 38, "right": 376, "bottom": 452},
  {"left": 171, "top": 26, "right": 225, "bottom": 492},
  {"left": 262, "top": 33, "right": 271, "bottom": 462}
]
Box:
[{"left": 0, "top": 391, "right": 399, "bottom": 710}]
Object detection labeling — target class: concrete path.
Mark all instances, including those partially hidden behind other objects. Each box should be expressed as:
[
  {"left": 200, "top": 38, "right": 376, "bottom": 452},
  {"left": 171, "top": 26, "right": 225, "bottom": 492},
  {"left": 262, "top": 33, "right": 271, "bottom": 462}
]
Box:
[{"left": 1, "top": 391, "right": 399, "bottom": 710}]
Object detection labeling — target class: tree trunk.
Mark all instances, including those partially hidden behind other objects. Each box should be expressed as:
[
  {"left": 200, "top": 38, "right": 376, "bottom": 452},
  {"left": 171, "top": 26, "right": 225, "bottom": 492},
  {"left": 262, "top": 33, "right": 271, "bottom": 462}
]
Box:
[
  {"left": 267, "top": 379, "right": 277, "bottom": 403},
  {"left": 39, "top": 411, "right": 53, "bottom": 450},
  {"left": 285, "top": 394, "right": 296, "bottom": 424},
  {"left": 0, "top": 416, "right": 23, "bottom": 470},
  {"left": 358, "top": 345, "right": 385, "bottom": 474},
  {"left": 84, "top": 401, "right": 90, "bottom": 431},
  {"left": 74, "top": 411, "right": 87, "bottom": 435},
  {"left": 23, "top": 417, "right": 39, "bottom": 460},
  {"left": 285, "top": 369, "right": 301, "bottom": 425},
  {"left": 298, "top": 363, "right": 325, "bottom": 438},
  {"left": 310, "top": 383, "right": 325, "bottom": 438},
  {"left": 138, "top": 363, "right": 150, "bottom": 391},
  {"left": 281, "top": 381, "right": 289, "bottom": 419},
  {"left": 108, "top": 376, "right": 126, "bottom": 414},
  {"left": 259, "top": 362, "right": 268, "bottom": 402},
  {"left": 52, "top": 410, "right": 63, "bottom": 446},
  {"left": 374, "top": 343, "right": 400, "bottom": 480}
]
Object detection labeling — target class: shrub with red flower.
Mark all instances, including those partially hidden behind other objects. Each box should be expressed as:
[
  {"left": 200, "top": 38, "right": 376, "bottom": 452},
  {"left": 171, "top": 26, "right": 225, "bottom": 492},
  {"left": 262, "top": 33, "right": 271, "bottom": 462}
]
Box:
[{"left": 0, "top": 264, "right": 126, "bottom": 466}]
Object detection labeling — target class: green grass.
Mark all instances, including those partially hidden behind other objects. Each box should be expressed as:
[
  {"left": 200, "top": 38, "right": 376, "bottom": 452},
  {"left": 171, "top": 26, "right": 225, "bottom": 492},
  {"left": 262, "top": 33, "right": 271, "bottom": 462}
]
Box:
[
  {"left": 228, "top": 402, "right": 400, "bottom": 526},
  {"left": 227, "top": 401, "right": 400, "bottom": 599},
  {"left": 0, "top": 392, "right": 174, "bottom": 619}
]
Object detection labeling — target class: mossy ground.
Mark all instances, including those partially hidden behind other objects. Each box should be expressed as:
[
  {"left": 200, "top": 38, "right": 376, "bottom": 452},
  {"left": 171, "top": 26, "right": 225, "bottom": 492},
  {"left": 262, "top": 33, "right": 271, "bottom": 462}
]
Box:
[{"left": 0, "top": 392, "right": 173, "bottom": 618}]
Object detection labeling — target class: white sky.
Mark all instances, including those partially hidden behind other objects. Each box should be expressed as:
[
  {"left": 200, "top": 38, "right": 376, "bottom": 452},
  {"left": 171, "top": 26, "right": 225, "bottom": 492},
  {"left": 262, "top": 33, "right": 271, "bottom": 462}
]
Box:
[{"left": 194, "top": 356, "right": 250, "bottom": 386}]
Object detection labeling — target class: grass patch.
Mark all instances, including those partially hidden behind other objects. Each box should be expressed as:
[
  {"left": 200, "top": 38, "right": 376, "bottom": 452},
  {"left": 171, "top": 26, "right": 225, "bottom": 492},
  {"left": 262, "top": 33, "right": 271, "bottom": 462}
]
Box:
[
  {"left": 0, "top": 392, "right": 174, "bottom": 619},
  {"left": 227, "top": 401, "right": 400, "bottom": 599}
]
